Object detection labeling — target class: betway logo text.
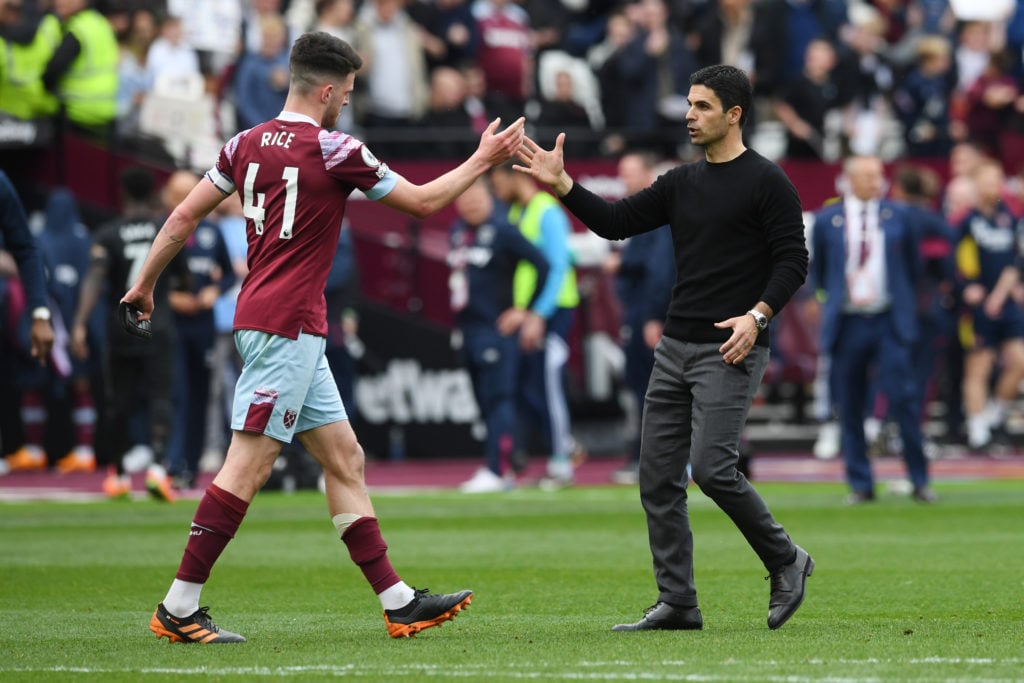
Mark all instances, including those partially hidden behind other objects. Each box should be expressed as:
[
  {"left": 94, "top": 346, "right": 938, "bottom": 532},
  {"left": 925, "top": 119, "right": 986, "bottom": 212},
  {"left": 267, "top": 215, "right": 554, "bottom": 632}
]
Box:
[{"left": 356, "top": 359, "right": 479, "bottom": 425}]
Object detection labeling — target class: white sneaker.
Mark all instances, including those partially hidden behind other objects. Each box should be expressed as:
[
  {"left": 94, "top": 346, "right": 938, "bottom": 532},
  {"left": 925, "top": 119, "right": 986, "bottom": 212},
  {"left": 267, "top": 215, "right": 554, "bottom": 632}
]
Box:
[
  {"left": 813, "top": 422, "right": 840, "bottom": 460},
  {"left": 122, "top": 444, "right": 154, "bottom": 473},
  {"left": 459, "top": 467, "right": 509, "bottom": 493},
  {"left": 539, "top": 458, "right": 574, "bottom": 490}
]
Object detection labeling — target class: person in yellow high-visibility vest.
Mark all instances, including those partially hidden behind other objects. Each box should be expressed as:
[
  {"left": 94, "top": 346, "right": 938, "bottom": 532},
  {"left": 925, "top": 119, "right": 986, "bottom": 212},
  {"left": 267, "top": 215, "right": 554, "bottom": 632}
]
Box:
[
  {"left": 0, "top": 4, "right": 61, "bottom": 121},
  {"left": 490, "top": 160, "right": 582, "bottom": 487},
  {"left": 41, "top": 0, "right": 118, "bottom": 133}
]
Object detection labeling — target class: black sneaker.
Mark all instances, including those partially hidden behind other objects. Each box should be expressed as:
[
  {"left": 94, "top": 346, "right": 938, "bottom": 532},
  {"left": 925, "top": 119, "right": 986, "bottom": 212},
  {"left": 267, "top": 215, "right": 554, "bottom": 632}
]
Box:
[
  {"left": 383, "top": 588, "right": 472, "bottom": 638},
  {"left": 150, "top": 603, "right": 246, "bottom": 643}
]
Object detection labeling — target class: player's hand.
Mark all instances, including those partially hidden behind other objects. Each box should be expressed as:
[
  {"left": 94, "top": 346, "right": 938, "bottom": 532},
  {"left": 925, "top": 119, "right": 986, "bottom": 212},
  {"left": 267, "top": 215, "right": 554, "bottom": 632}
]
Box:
[
  {"left": 497, "top": 307, "right": 526, "bottom": 336},
  {"left": 477, "top": 116, "right": 526, "bottom": 166},
  {"left": 715, "top": 314, "right": 759, "bottom": 365},
  {"left": 29, "top": 319, "right": 54, "bottom": 366},
  {"left": 642, "top": 320, "right": 664, "bottom": 350},
  {"left": 121, "top": 287, "right": 154, "bottom": 322},
  {"left": 514, "top": 134, "right": 571, "bottom": 194},
  {"left": 518, "top": 311, "right": 546, "bottom": 352},
  {"left": 70, "top": 323, "right": 89, "bottom": 361}
]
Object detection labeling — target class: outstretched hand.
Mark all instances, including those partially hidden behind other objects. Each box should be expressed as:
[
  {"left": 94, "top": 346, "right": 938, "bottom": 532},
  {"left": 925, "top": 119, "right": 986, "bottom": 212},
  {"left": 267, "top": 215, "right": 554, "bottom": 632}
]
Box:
[
  {"left": 513, "top": 133, "right": 572, "bottom": 194},
  {"left": 477, "top": 116, "right": 527, "bottom": 166}
]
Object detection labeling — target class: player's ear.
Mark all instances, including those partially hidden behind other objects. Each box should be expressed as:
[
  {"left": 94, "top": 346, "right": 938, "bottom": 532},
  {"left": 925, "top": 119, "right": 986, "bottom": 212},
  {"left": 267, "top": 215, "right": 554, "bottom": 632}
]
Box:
[{"left": 320, "top": 83, "right": 333, "bottom": 104}]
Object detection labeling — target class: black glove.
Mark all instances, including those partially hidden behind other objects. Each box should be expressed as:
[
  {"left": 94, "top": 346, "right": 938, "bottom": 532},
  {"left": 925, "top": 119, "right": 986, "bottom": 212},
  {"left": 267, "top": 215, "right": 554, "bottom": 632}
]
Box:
[{"left": 118, "top": 301, "right": 152, "bottom": 339}]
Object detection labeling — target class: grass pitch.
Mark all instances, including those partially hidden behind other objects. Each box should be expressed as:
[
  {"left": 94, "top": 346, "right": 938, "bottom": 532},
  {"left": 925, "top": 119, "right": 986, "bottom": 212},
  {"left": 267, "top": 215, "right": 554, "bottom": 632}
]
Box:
[{"left": 1, "top": 480, "right": 1022, "bottom": 681}]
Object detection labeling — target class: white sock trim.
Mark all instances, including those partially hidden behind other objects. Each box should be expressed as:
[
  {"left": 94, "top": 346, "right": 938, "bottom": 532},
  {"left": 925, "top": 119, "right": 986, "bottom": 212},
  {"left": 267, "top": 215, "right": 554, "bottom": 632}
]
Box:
[
  {"left": 332, "top": 513, "right": 362, "bottom": 538},
  {"left": 378, "top": 581, "right": 415, "bottom": 610},
  {"left": 163, "top": 579, "right": 203, "bottom": 617}
]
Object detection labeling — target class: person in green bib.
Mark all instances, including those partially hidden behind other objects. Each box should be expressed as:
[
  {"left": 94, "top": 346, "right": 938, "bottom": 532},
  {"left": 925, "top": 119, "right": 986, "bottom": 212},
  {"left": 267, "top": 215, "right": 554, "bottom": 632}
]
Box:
[
  {"left": 490, "top": 160, "right": 582, "bottom": 487},
  {"left": 0, "top": 2, "right": 61, "bottom": 121},
  {"left": 41, "top": 0, "right": 118, "bottom": 135}
]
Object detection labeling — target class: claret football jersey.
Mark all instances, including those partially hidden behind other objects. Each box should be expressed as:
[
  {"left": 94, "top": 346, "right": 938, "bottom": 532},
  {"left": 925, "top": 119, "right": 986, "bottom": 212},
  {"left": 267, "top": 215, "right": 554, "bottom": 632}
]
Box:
[{"left": 206, "top": 111, "right": 397, "bottom": 339}]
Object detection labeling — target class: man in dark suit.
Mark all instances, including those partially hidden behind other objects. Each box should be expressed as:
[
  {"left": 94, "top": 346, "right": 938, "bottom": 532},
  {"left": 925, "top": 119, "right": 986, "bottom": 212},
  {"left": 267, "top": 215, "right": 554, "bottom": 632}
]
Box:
[{"left": 810, "top": 155, "right": 935, "bottom": 504}]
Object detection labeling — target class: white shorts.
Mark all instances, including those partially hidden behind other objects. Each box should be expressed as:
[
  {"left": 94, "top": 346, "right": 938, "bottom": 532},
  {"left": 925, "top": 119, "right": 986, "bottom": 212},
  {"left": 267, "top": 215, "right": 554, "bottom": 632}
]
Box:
[{"left": 231, "top": 329, "right": 347, "bottom": 442}]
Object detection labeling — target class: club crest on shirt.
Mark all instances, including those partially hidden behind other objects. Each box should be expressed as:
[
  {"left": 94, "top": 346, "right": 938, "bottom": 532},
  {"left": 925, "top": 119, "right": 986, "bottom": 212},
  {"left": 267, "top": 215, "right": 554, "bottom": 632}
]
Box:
[{"left": 283, "top": 409, "right": 297, "bottom": 428}]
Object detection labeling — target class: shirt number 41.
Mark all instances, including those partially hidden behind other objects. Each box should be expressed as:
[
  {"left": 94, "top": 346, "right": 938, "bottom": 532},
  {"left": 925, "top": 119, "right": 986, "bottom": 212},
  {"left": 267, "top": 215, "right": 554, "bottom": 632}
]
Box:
[{"left": 242, "top": 162, "right": 298, "bottom": 239}]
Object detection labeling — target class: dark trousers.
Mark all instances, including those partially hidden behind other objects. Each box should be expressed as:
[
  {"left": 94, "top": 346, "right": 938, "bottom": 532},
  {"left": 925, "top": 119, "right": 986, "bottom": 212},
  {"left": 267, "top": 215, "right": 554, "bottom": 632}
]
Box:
[
  {"left": 517, "top": 307, "right": 574, "bottom": 458},
  {"left": 102, "top": 344, "right": 174, "bottom": 473},
  {"left": 833, "top": 313, "right": 929, "bottom": 492},
  {"left": 461, "top": 324, "right": 521, "bottom": 475},
  {"left": 167, "top": 321, "right": 215, "bottom": 480},
  {"left": 623, "top": 319, "right": 656, "bottom": 463},
  {"left": 639, "top": 338, "right": 794, "bottom": 607}
]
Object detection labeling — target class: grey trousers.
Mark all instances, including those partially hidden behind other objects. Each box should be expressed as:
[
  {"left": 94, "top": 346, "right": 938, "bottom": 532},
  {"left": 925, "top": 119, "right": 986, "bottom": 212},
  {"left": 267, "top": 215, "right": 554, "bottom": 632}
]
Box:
[{"left": 639, "top": 338, "right": 795, "bottom": 608}]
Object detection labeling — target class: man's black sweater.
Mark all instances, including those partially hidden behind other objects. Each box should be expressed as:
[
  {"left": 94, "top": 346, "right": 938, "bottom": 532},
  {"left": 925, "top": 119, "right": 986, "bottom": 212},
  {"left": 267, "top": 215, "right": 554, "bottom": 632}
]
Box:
[{"left": 561, "top": 149, "right": 809, "bottom": 346}]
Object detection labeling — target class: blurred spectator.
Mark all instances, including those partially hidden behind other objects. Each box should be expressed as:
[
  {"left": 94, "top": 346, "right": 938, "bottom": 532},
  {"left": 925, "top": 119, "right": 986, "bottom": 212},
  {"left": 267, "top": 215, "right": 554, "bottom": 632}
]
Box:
[
  {"left": 810, "top": 155, "right": 933, "bottom": 503},
  {"left": 960, "top": 48, "right": 1018, "bottom": 158},
  {"left": 953, "top": 20, "right": 1002, "bottom": 97},
  {"left": 447, "top": 178, "right": 549, "bottom": 493},
  {"left": 352, "top": 0, "right": 429, "bottom": 156},
  {"left": 310, "top": 0, "right": 356, "bottom": 133},
  {"left": 531, "top": 67, "right": 595, "bottom": 157},
  {"left": 603, "top": 151, "right": 674, "bottom": 485},
  {"left": 890, "top": 163, "right": 958, "bottom": 446},
  {"left": 552, "top": 0, "right": 619, "bottom": 58},
  {"left": 0, "top": 170, "right": 54, "bottom": 473},
  {"left": 325, "top": 219, "right": 361, "bottom": 425},
  {"left": 26, "top": 188, "right": 99, "bottom": 475},
  {"left": 166, "top": 0, "right": 243, "bottom": 81},
  {"left": 472, "top": 0, "right": 533, "bottom": 125},
  {"left": 520, "top": 0, "right": 566, "bottom": 57},
  {"left": 834, "top": 2, "right": 896, "bottom": 157},
  {"left": 763, "top": 0, "right": 848, "bottom": 88},
  {"left": 145, "top": 14, "right": 200, "bottom": 89},
  {"left": 70, "top": 167, "right": 187, "bottom": 501},
  {"left": 42, "top": 0, "right": 119, "bottom": 136},
  {"left": 114, "top": 6, "right": 157, "bottom": 138},
  {"left": 409, "top": 0, "right": 478, "bottom": 71},
  {"left": 0, "top": 0, "right": 61, "bottom": 121},
  {"left": 618, "top": 0, "right": 697, "bottom": 158},
  {"left": 204, "top": 191, "right": 248, "bottom": 476},
  {"left": 688, "top": 0, "right": 782, "bottom": 98},
  {"left": 892, "top": 34, "right": 956, "bottom": 158},
  {"left": 489, "top": 160, "right": 582, "bottom": 487},
  {"left": 773, "top": 38, "right": 845, "bottom": 160},
  {"left": 954, "top": 159, "right": 1024, "bottom": 452},
  {"left": 164, "top": 170, "right": 235, "bottom": 491},
  {"left": 887, "top": 0, "right": 957, "bottom": 68},
  {"left": 313, "top": 0, "right": 356, "bottom": 41},
  {"left": 586, "top": 7, "right": 637, "bottom": 155},
  {"left": 233, "top": 13, "right": 291, "bottom": 131},
  {"left": 417, "top": 65, "right": 478, "bottom": 158},
  {"left": 241, "top": 0, "right": 288, "bottom": 54}
]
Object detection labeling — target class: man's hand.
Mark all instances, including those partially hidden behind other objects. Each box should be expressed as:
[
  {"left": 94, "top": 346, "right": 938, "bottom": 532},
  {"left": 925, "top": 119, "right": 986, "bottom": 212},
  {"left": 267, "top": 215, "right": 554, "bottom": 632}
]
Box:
[
  {"left": 120, "top": 286, "right": 155, "bottom": 322},
  {"left": 514, "top": 134, "right": 574, "bottom": 196},
  {"left": 474, "top": 116, "right": 526, "bottom": 167},
  {"left": 70, "top": 322, "right": 89, "bottom": 361},
  {"left": 29, "top": 319, "right": 54, "bottom": 365},
  {"left": 714, "top": 314, "right": 760, "bottom": 365}
]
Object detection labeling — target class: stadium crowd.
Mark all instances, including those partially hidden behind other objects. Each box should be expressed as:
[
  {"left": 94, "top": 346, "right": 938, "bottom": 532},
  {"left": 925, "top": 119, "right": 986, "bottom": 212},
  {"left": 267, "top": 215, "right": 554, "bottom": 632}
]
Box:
[{"left": 4, "top": 0, "right": 1024, "bottom": 496}]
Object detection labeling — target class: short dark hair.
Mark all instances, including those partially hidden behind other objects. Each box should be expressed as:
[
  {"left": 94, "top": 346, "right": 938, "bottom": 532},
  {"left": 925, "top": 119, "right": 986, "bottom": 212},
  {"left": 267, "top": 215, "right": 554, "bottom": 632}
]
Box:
[
  {"left": 289, "top": 31, "right": 363, "bottom": 94},
  {"left": 689, "top": 65, "right": 753, "bottom": 128},
  {"left": 120, "top": 167, "right": 155, "bottom": 203}
]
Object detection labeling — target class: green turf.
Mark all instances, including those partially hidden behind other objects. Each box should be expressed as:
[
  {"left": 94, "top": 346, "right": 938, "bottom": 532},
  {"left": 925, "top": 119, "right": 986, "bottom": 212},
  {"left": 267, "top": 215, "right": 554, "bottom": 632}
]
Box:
[{"left": 1, "top": 480, "right": 1022, "bottom": 681}]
